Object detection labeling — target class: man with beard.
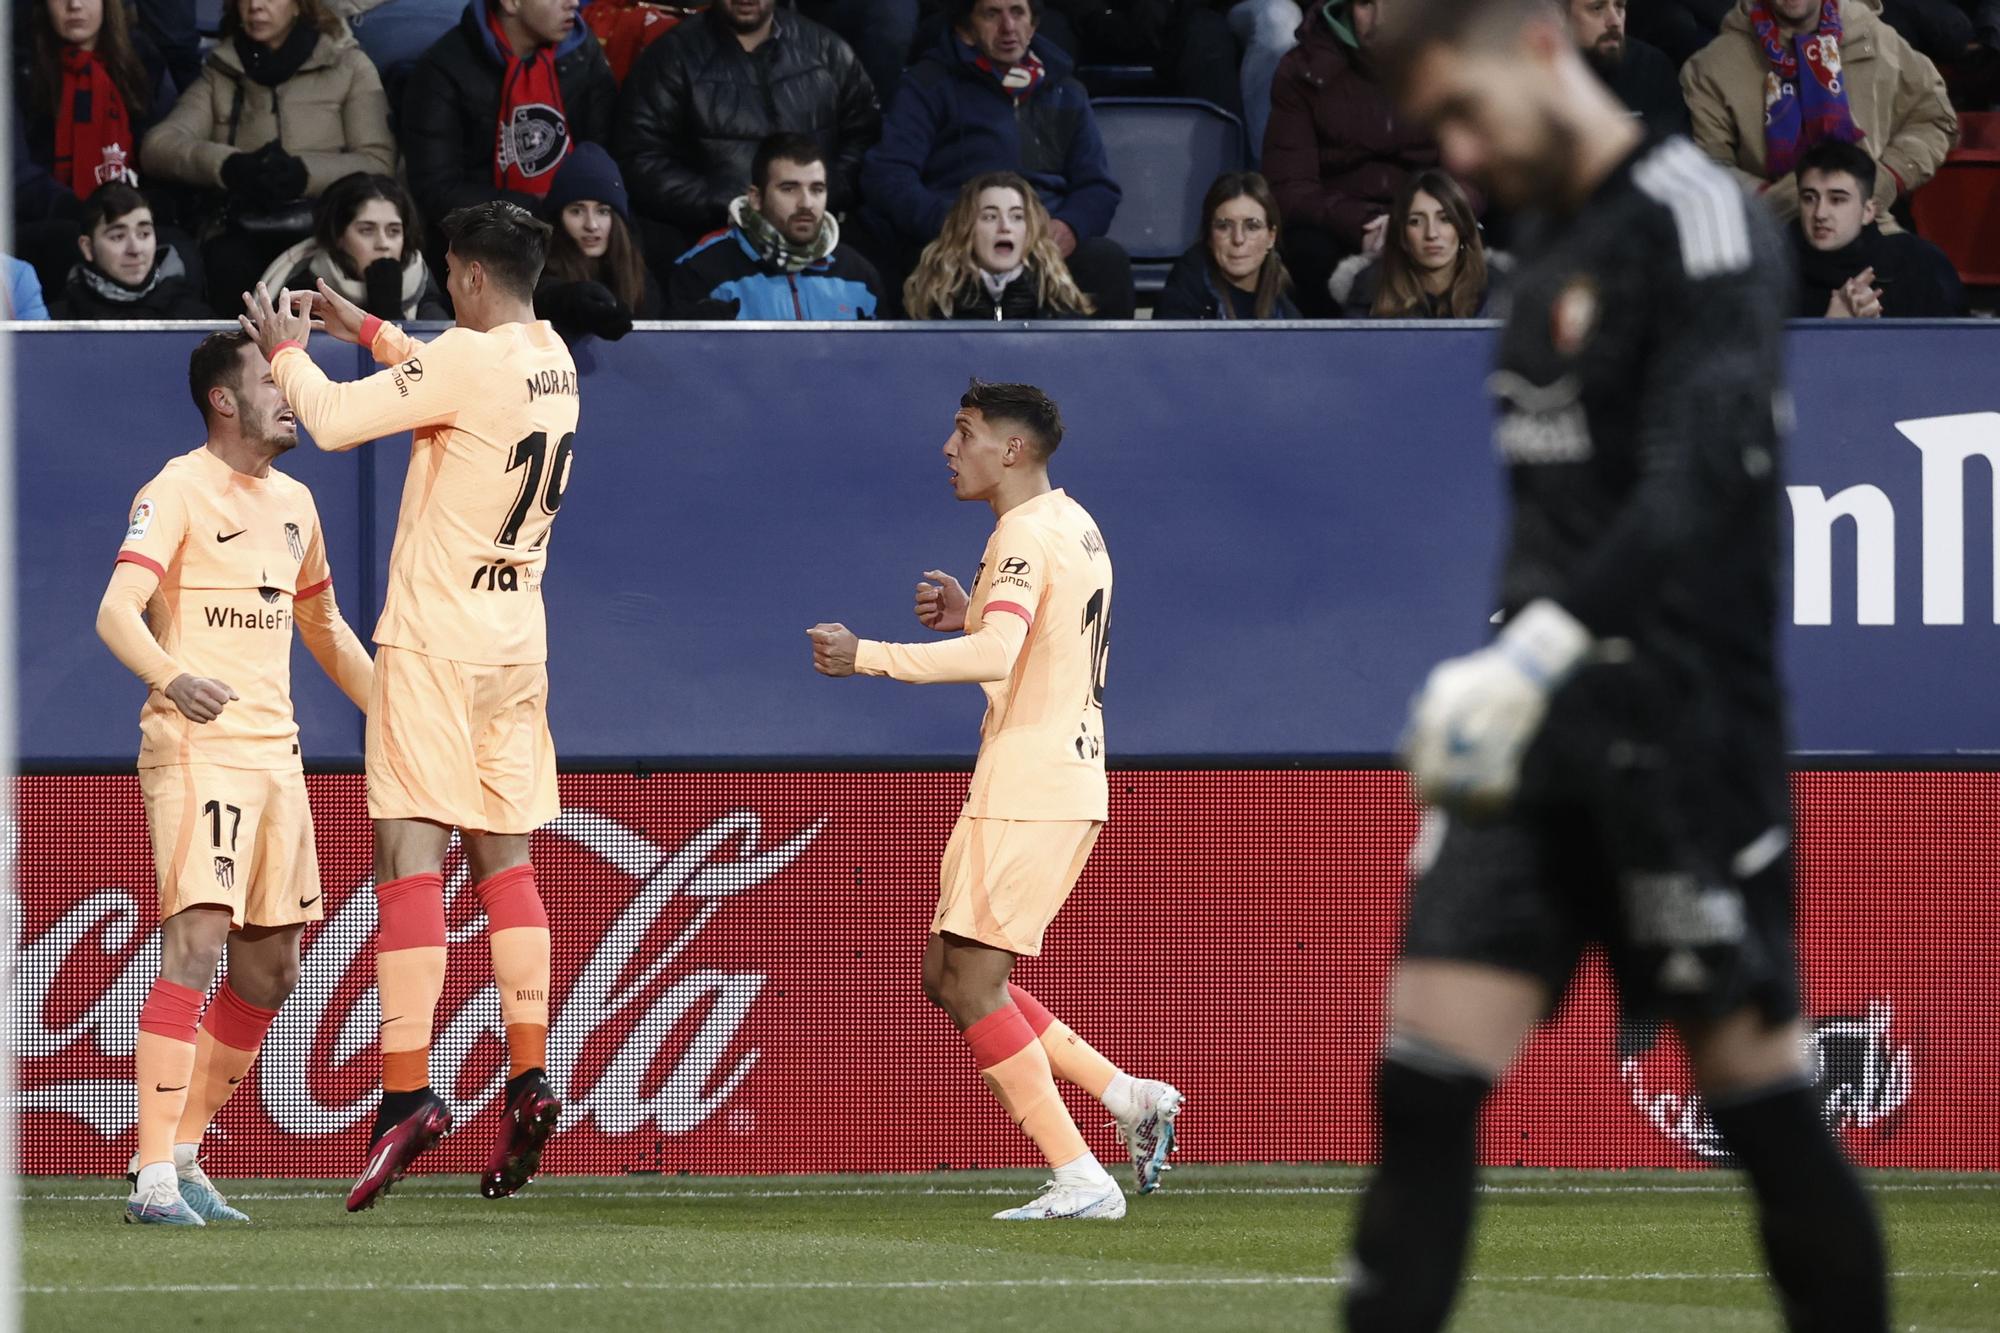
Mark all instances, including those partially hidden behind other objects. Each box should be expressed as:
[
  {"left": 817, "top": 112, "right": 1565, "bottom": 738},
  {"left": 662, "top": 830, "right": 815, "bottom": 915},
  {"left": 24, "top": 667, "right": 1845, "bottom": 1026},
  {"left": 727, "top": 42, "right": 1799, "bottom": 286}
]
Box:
[
  {"left": 1568, "top": 0, "right": 1689, "bottom": 133},
  {"left": 1793, "top": 138, "right": 1964, "bottom": 317},
  {"left": 615, "top": 0, "right": 879, "bottom": 276},
  {"left": 98, "top": 329, "right": 374, "bottom": 1225},
  {"left": 1344, "top": 0, "right": 1889, "bottom": 1328},
  {"left": 668, "top": 132, "right": 883, "bottom": 318}
]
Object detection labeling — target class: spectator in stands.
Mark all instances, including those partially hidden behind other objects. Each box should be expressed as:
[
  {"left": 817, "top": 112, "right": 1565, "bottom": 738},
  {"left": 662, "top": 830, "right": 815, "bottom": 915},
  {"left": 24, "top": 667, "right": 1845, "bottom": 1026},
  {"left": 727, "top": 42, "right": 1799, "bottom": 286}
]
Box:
[
  {"left": 1263, "top": 0, "right": 1477, "bottom": 319},
  {"left": 1792, "top": 139, "right": 1965, "bottom": 316},
  {"left": 902, "top": 171, "right": 1095, "bottom": 318},
  {"left": 615, "top": 0, "right": 880, "bottom": 279},
  {"left": 56, "top": 179, "right": 211, "bottom": 316},
  {"left": 1629, "top": 0, "right": 1733, "bottom": 65},
  {"left": 535, "top": 142, "right": 663, "bottom": 341},
  {"left": 140, "top": 0, "right": 395, "bottom": 310},
  {"left": 667, "top": 132, "right": 882, "bottom": 320},
  {"left": 1570, "top": 0, "right": 1690, "bottom": 133},
  {"left": 1681, "top": 0, "right": 1957, "bottom": 229},
  {"left": 860, "top": 0, "right": 1133, "bottom": 319},
  {"left": 1155, "top": 171, "right": 1299, "bottom": 319},
  {"left": 258, "top": 171, "right": 450, "bottom": 320},
  {"left": 1230, "top": 1, "right": 1303, "bottom": 160},
  {"left": 5, "top": 255, "right": 52, "bottom": 319},
  {"left": 402, "top": 0, "right": 617, "bottom": 249},
  {"left": 17, "top": 0, "right": 167, "bottom": 209},
  {"left": 797, "top": 0, "right": 919, "bottom": 101},
  {"left": 1331, "top": 171, "right": 1504, "bottom": 319}
]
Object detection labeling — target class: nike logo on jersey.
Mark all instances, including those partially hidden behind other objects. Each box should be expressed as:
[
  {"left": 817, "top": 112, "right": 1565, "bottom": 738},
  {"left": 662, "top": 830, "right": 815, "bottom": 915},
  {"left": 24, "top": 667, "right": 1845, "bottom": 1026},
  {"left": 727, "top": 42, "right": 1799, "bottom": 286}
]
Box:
[
  {"left": 154, "top": 1083, "right": 188, "bottom": 1093},
  {"left": 299, "top": 893, "right": 322, "bottom": 909},
  {"left": 217, "top": 530, "right": 247, "bottom": 543},
  {"left": 227, "top": 1075, "right": 247, "bottom": 1086}
]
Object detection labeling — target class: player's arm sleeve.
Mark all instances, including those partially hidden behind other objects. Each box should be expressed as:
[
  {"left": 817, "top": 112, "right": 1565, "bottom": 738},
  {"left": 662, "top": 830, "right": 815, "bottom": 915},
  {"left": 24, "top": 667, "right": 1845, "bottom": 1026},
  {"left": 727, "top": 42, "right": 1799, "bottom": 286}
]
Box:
[
  {"left": 268, "top": 326, "right": 464, "bottom": 452},
  {"left": 854, "top": 611, "right": 1030, "bottom": 684},
  {"left": 97, "top": 561, "right": 183, "bottom": 689},
  {"left": 1553, "top": 256, "right": 1782, "bottom": 638},
  {"left": 853, "top": 528, "right": 1045, "bottom": 683},
  {"left": 293, "top": 514, "right": 373, "bottom": 712}
]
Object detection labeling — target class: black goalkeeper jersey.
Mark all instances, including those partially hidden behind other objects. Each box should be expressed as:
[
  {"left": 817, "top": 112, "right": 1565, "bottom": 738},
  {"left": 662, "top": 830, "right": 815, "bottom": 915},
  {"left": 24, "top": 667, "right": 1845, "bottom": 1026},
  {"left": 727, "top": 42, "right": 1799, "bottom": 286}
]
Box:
[{"left": 1490, "top": 134, "right": 1795, "bottom": 831}]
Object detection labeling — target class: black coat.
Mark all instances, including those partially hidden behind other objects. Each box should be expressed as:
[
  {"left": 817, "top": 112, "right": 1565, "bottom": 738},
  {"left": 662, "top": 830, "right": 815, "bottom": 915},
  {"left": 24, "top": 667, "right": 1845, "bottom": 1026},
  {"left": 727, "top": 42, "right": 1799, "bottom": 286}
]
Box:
[
  {"left": 55, "top": 246, "right": 212, "bottom": 318},
  {"left": 614, "top": 10, "right": 879, "bottom": 235},
  {"left": 1153, "top": 245, "right": 1301, "bottom": 319},
  {"left": 1603, "top": 37, "right": 1689, "bottom": 137},
  {"left": 939, "top": 266, "right": 1080, "bottom": 320},
  {"left": 1792, "top": 222, "right": 1966, "bottom": 318},
  {"left": 402, "top": 0, "right": 618, "bottom": 237}
]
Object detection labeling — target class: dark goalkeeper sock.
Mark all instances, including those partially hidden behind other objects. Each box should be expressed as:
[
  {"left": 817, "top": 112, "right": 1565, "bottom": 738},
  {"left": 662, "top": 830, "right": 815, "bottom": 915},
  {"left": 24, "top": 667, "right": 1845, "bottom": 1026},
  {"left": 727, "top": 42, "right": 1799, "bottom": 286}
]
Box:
[
  {"left": 1343, "top": 1037, "right": 1492, "bottom": 1333},
  {"left": 1707, "top": 1080, "right": 1889, "bottom": 1333}
]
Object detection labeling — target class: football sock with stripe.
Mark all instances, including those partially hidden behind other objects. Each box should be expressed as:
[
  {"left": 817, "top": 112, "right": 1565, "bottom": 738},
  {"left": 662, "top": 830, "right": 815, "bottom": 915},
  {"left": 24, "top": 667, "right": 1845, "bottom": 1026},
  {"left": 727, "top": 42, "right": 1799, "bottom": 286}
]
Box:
[
  {"left": 374, "top": 872, "right": 447, "bottom": 1112},
  {"left": 174, "top": 982, "right": 278, "bottom": 1148},
  {"left": 135, "top": 979, "right": 204, "bottom": 1171},
  {"left": 1006, "top": 983, "right": 1132, "bottom": 1113},
  {"left": 963, "top": 1003, "right": 1092, "bottom": 1170},
  {"left": 475, "top": 865, "right": 550, "bottom": 1078}
]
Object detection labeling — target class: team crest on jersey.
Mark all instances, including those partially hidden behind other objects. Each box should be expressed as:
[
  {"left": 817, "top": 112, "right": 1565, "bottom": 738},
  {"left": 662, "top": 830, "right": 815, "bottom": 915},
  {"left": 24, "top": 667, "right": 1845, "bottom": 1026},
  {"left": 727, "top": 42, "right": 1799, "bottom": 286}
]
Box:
[
  {"left": 213, "top": 857, "right": 235, "bottom": 890},
  {"left": 126, "top": 500, "right": 154, "bottom": 540},
  {"left": 1550, "top": 277, "right": 1599, "bottom": 358},
  {"left": 284, "top": 522, "right": 304, "bottom": 561},
  {"left": 499, "top": 104, "right": 571, "bottom": 179}
]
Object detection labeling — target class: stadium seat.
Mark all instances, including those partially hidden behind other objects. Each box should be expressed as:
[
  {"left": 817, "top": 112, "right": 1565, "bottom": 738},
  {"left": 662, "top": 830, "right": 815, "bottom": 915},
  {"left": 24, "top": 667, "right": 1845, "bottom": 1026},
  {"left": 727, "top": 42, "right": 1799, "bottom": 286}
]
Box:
[
  {"left": 1911, "top": 111, "right": 2000, "bottom": 288},
  {"left": 1092, "top": 98, "right": 1250, "bottom": 294}
]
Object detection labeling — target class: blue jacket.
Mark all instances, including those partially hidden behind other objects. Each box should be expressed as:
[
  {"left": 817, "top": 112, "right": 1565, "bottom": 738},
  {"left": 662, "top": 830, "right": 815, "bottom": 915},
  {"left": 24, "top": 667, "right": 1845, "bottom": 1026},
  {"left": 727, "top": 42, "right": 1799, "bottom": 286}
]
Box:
[
  {"left": 5, "top": 255, "right": 49, "bottom": 320},
  {"left": 668, "top": 228, "right": 881, "bottom": 320},
  {"left": 861, "top": 32, "right": 1120, "bottom": 246}
]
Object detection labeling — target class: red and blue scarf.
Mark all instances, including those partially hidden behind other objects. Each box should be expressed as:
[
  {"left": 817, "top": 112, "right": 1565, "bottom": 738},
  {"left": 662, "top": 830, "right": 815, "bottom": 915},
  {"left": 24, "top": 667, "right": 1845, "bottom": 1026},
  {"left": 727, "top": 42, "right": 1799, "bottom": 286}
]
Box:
[
  {"left": 972, "top": 49, "right": 1046, "bottom": 104},
  {"left": 1751, "top": 0, "right": 1865, "bottom": 178}
]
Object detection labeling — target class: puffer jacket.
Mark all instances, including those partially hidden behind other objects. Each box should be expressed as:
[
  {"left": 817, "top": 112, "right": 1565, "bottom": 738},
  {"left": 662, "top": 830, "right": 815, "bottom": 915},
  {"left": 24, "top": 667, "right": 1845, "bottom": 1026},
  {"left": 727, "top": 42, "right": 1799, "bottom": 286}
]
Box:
[
  {"left": 1152, "top": 244, "right": 1301, "bottom": 319},
  {"left": 1263, "top": 10, "right": 1479, "bottom": 250},
  {"left": 614, "top": 8, "right": 880, "bottom": 235},
  {"left": 1681, "top": 0, "right": 1957, "bottom": 227},
  {"left": 139, "top": 19, "right": 394, "bottom": 195},
  {"left": 667, "top": 225, "right": 881, "bottom": 320},
  {"left": 257, "top": 237, "right": 453, "bottom": 321},
  {"left": 402, "top": 0, "right": 618, "bottom": 228},
  {"left": 930, "top": 265, "right": 1085, "bottom": 321},
  {"left": 861, "top": 31, "right": 1120, "bottom": 246}
]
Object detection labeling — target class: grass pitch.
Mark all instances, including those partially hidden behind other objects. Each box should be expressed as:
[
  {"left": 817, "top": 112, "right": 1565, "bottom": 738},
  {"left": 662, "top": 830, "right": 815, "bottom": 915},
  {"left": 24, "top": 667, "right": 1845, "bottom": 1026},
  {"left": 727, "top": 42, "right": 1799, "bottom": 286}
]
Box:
[{"left": 20, "top": 1166, "right": 2000, "bottom": 1331}]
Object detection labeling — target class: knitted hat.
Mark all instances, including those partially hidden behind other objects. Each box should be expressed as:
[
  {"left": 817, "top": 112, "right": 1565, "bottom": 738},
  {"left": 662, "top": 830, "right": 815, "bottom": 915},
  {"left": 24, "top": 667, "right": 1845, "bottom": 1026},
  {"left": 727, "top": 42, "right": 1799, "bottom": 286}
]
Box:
[{"left": 542, "top": 143, "right": 630, "bottom": 223}]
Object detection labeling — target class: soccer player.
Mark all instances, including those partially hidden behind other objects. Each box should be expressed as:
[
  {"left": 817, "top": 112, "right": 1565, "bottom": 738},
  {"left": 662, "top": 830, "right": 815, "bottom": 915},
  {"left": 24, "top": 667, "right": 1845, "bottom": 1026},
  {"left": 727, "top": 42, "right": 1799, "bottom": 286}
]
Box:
[
  {"left": 1344, "top": 2, "right": 1888, "bottom": 1329},
  {"left": 238, "top": 201, "right": 580, "bottom": 1211},
  {"left": 807, "top": 380, "right": 1182, "bottom": 1221},
  {"left": 97, "top": 330, "right": 374, "bottom": 1225}
]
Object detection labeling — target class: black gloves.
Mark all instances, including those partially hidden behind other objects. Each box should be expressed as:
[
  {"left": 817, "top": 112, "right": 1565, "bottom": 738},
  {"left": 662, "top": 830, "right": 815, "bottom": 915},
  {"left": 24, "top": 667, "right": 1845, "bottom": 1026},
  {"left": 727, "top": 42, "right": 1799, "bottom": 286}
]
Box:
[
  {"left": 220, "top": 142, "right": 309, "bottom": 205},
  {"left": 362, "top": 256, "right": 404, "bottom": 319},
  {"left": 537, "top": 280, "right": 634, "bottom": 343}
]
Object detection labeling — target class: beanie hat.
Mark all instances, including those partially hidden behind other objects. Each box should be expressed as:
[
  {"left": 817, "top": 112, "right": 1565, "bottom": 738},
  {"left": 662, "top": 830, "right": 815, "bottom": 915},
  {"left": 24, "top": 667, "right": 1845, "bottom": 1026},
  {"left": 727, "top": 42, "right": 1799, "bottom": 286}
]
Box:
[{"left": 541, "top": 142, "right": 630, "bottom": 222}]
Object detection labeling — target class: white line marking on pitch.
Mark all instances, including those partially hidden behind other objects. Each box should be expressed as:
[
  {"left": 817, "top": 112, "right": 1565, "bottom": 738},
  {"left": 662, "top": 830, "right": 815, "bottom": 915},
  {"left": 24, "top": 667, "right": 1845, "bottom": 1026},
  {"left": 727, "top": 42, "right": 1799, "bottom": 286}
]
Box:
[{"left": 18, "top": 1270, "right": 1999, "bottom": 1297}]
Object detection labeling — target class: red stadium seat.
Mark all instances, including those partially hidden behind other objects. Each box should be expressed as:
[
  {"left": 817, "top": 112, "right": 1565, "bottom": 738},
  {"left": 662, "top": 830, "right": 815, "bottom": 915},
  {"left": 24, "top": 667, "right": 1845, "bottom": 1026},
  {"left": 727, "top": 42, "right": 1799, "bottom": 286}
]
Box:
[{"left": 1911, "top": 111, "right": 2000, "bottom": 286}]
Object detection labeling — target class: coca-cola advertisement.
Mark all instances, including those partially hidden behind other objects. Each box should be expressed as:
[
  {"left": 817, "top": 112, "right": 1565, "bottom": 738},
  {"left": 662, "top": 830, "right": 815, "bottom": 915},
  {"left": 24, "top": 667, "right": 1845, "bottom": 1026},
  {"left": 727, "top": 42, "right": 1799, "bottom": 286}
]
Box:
[{"left": 14, "top": 769, "right": 1999, "bottom": 1176}]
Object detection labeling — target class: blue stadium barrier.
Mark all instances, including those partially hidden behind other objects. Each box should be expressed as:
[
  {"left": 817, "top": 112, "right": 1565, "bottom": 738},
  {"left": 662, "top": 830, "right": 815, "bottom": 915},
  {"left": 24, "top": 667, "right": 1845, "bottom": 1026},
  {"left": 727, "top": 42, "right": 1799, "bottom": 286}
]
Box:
[{"left": 14, "top": 321, "right": 2000, "bottom": 764}]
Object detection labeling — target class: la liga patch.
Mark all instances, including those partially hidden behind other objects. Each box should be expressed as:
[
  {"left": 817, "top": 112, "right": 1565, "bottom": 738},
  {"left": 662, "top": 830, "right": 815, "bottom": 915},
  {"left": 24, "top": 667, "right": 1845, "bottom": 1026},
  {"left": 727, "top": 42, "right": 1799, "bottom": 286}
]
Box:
[{"left": 125, "top": 499, "right": 154, "bottom": 541}]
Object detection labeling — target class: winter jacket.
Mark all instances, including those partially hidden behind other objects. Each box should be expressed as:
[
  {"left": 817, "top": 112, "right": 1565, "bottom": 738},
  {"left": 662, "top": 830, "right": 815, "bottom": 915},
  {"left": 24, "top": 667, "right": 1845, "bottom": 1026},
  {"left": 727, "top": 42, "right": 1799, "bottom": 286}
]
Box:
[
  {"left": 613, "top": 9, "right": 881, "bottom": 236},
  {"left": 258, "top": 237, "right": 453, "bottom": 321},
  {"left": 1681, "top": 0, "right": 1957, "bottom": 226},
  {"left": 924, "top": 265, "right": 1084, "bottom": 320},
  {"left": 55, "top": 246, "right": 213, "bottom": 318},
  {"left": 1263, "top": 14, "right": 1478, "bottom": 250},
  {"left": 1603, "top": 37, "right": 1690, "bottom": 137},
  {"left": 1792, "top": 222, "right": 1965, "bottom": 316},
  {"left": 5, "top": 255, "right": 50, "bottom": 319},
  {"left": 402, "top": 0, "right": 618, "bottom": 230},
  {"left": 668, "top": 226, "right": 881, "bottom": 319},
  {"left": 861, "top": 32, "right": 1121, "bottom": 246},
  {"left": 139, "top": 19, "right": 394, "bottom": 196},
  {"left": 1329, "top": 250, "right": 1511, "bottom": 319},
  {"left": 1153, "top": 244, "right": 1301, "bottom": 319}
]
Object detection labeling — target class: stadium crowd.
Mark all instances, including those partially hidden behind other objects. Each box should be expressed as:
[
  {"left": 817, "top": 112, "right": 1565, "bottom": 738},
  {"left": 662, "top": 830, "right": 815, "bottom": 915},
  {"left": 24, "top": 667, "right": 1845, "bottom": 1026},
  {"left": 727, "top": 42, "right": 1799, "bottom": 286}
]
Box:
[{"left": 8, "top": 0, "right": 1991, "bottom": 325}]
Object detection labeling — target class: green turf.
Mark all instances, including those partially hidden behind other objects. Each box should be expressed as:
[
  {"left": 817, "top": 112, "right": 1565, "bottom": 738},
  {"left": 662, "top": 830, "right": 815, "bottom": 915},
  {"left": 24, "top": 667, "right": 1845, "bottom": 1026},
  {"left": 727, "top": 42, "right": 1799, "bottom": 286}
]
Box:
[{"left": 19, "top": 1166, "right": 2000, "bottom": 1331}]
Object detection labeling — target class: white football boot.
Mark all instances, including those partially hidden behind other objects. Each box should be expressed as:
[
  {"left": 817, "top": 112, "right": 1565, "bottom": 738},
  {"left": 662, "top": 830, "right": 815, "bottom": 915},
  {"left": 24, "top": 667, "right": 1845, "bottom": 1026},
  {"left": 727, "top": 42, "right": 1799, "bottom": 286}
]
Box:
[
  {"left": 125, "top": 1161, "right": 205, "bottom": 1226},
  {"left": 174, "top": 1145, "right": 249, "bottom": 1222},
  {"left": 1111, "top": 1079, "right": 1184, "bottom": 1194},
  {"left": 992, "top": 1175, "right": 1127, "bottom": 1221}
]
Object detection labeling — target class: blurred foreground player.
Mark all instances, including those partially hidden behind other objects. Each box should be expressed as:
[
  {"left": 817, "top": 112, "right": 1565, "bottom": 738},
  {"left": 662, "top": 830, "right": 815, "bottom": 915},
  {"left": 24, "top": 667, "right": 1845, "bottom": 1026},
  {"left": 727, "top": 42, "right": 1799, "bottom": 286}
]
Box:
[
  {"left": 1348, "top": 1, "right": 1888, "bottom": 1329},
  {"left": 98, "top": 331, "right": 374, "bottom": 1225},
  {"left": 240, "top": 202, "right": 581, "bottom": 1210},
  {"left": 808, "top": 381, "right": 1182, "bottom": 1221}
]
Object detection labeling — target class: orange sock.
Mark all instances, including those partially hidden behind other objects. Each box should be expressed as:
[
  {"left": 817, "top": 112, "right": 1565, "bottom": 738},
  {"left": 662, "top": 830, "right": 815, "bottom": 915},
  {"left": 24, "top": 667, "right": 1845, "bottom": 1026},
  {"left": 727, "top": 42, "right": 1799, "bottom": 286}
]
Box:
[
  {"left": 1009, "top": 983, "right": 1120, "bottom": 1099},
  {"left": 174, "top": 983, "right": 279, "bottom": 1147},
  {"left": 475, "top": 865, "right": 549, "bottom": 1078},
  {"left": 964, "top": 1003, "right": 1089, "bottom": 1168},
  {"left": 376, "top": 873, "right": 447, "bottom": 1093},
  {"left": 135, "top": 979, "right": 203, "bottom": 1169}
]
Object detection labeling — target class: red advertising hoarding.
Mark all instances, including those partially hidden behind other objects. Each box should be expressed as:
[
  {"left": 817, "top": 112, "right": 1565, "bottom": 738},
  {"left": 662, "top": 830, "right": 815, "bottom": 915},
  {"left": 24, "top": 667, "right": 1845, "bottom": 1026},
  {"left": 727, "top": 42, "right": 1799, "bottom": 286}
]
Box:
[{"left": 15, "top": 770, "right": 1998, "bottom": 1176}]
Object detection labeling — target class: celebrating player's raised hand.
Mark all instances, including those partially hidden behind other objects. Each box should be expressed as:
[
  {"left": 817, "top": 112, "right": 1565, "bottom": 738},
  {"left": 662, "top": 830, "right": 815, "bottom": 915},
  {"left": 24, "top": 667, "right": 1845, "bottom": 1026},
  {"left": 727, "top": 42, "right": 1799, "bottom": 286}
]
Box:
[
  {"left": 162, "top": 673, "right": 239, "bottom": 724},
  {"left": 310, "top": 279, "right": 371, "bottom": 345},
  {"left": 807, "top": 623, "right": 859, "bottom": 676},
  {"left": 237, "top": 283, "right": 313, "bottom": 360},
  {"left": 915, "top": 570, "right": 968, "bottom": 631}
]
